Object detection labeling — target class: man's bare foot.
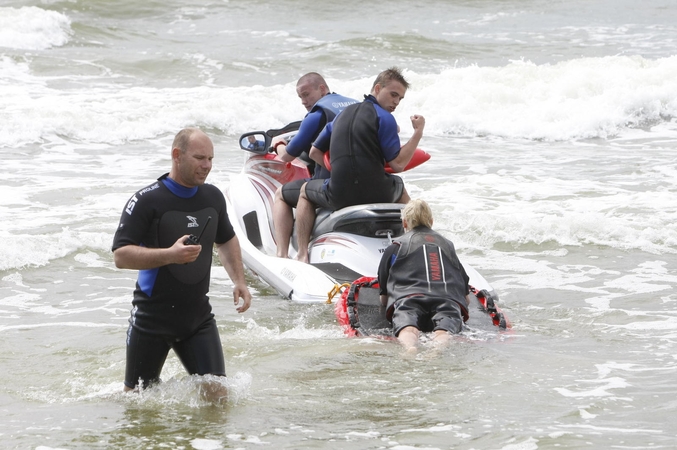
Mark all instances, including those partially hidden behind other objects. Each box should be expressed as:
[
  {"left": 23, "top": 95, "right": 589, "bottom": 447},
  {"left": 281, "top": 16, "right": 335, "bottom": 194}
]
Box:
[
  {"left": 199, "top": 378, "right": 228, "bottom": 405},
  {"left": 295, "top": 253, "right": 309, "bottom": 263},
  {"left": 402, "top": 346, "right": 418, "bottom": 358}
]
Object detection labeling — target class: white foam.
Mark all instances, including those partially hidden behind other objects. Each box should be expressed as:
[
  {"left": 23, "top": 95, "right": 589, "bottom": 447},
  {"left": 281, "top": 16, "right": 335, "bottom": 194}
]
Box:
[
  {"left": 499, "top": 438, "right": 539, "bottom": 450},
  {"left": 425, "top": 164, "right": 677, "bottom": 255},
  {"left": 0, "top": 321, "right": 120, "bottom": 332},
  {"left": 236, "top": 316, "right": 344, "bottom": 342},
  {"left": 190, "top": 439, "right": 224, "bottom": 450},
  {"left": 390, "top": 447, "right": 441, "bottom": 450},
  {"left": 3, "top": 56, "right": 677, "bottom": 148},
  {"left": 398, "top": 56, "right": 677, "bottom": 140},
  {"left": 0, "top": 228, "right": 111, "bottom": 271},
  {"left": 401, "top": 424, "right": 459, "bottom": 433},
  {"left": 557, "top": 423, "right": 661, "bottom": 434},
  {"left": 0, "top": 6, "right": 71, "bottom": 50}
]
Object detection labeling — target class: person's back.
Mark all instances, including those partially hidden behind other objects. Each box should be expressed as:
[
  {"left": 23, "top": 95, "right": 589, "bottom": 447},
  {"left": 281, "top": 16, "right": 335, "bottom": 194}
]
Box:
[
  {"left": 377, "top": 199, "right": 468, "bottom": 351},
  {"left": 327, "top": 97, "right": 399, "bottom": 209},
  {"left": 384, "top": 226, "right": 468, "bottom": 312}
]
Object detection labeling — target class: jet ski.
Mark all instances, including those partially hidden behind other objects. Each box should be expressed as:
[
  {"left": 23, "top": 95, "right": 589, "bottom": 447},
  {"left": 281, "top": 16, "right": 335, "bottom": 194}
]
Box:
[{"left": 223, "top": 124, "right": 504, "bottom": 314}]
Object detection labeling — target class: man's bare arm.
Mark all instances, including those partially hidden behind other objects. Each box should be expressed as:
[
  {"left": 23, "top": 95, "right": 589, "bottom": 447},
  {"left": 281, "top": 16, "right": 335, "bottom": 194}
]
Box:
[
  {"left": 114, "top": 235, "right": 201, "bottom": 270},
  {"left": 388, "top": 115, "right": 425, "bottom": 173},
  {"left": 216, "top": 236, "right": 252, "bottom": 313}
]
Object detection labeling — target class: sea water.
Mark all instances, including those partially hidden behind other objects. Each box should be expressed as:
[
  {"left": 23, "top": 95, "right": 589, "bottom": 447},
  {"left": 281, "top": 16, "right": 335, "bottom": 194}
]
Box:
[{"left": 1, "top": 0, "right": 676, "bottom": 448}]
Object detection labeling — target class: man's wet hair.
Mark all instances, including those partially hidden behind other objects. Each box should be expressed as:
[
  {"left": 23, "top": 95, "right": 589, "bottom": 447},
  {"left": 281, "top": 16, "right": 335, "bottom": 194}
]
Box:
[{"left": 372, "top": 67, "right": 409, "bottom": 90}]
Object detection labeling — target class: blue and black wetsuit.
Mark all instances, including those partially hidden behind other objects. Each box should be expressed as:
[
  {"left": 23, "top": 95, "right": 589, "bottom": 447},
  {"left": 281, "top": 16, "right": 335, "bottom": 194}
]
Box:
[
  {"left": 281, "top": 92, "right": 358, "bottom": 207},
  {"left": 304, "top": 95, "right": 404, "bottom": 210},
  {"left": 112, "top": 173, "right": 234, "bottom": 388},
  {"left": 285, "top": 92, "right": 358, "bottom": 180}
]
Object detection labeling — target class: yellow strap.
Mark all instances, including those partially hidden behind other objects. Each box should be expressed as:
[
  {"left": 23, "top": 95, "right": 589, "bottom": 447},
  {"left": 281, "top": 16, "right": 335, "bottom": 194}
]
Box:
[{"left": 326, "top": 283, "right": 351, "bottom": 304}]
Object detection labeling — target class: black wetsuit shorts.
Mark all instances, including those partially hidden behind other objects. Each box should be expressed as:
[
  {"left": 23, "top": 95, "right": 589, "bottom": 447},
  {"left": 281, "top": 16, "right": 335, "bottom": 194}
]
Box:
[
  {"left": 304, "top": 175, "right": 404, "bottom": 211},
  {"left": 391, "top": 295, "right": 464, "bottom": 337},
  {"left": 281, "top": 178, "right": 309, "bottom": 208},
  {"left": 124, "top": 317, "right": 226, "bottom": 389}
]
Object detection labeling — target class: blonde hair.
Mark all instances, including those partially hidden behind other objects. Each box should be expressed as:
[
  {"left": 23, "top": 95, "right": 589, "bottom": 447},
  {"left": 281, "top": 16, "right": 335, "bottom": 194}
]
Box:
[
  {"left": 372, "top": 67, "right": 409, "bottom": 90},
  {"left": 402, "top": 199, "right": 433, "bottom": 229}
]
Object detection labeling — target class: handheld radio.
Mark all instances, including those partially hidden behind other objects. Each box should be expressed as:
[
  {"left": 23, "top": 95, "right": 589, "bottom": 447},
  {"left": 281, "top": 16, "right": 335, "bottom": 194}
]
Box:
[{"left": 184, "top": 216, "right": 212, "bottom": 245}]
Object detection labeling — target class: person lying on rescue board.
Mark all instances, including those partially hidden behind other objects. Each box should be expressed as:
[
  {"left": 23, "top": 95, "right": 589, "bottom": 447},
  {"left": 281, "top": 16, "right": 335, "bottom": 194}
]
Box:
[{"left": 377, "top": 199, "right": 470, "bottom": 352}]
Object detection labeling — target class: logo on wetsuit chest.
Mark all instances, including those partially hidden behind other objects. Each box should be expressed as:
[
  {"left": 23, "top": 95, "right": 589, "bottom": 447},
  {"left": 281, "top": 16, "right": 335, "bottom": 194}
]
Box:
[{"left": 186, "top": 216, "right": 199, "bottom": 228}]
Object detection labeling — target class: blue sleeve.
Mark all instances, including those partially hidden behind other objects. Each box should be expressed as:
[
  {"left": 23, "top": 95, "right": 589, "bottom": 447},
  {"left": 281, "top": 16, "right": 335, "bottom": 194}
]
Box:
[
  {"left": 376, "top": 108, "right": 402, "bottom": 162},
  {"left": 285, "top": 110, "right": 324, "bottom": 157},
  {"left": 312, "top": 120, "right": 333, "bottom": 152}
]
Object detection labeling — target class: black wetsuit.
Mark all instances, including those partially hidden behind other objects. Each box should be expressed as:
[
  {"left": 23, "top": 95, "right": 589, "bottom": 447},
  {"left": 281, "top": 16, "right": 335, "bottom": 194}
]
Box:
[
  {"left": 378, "top": 226, "right": 470, "bottom": 336},
  {"left": 304, "top": 95, "right": 404, "bottom": 210},
  {"left": 112, "top": 173, "right": 234, "bottom": 388}
]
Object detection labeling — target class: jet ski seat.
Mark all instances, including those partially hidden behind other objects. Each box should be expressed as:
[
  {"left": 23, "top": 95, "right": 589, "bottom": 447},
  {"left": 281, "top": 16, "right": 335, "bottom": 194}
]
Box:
[{"left": 312, "top": 203, "right": 406, "bottom": 239}]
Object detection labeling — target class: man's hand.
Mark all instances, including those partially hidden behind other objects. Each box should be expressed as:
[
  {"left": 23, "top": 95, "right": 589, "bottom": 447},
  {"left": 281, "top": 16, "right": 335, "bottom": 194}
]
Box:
[
  {"left": 410, "top": 114, "right": 425, "bottom": 132},
  {"left": 233, "top": 283, "right": 252, "bottom": 313},
  {"left": 114, "top": 236, "right": 202, "bottom": 270},
  {"left": 173, "top": 235, "right": 202, "bottom": 264},
  {"left": 216, "top": 236, "right": 252, "bottom": 314},
  {"left": 388, "top": 115, "right": 426, "bottom": 173}
]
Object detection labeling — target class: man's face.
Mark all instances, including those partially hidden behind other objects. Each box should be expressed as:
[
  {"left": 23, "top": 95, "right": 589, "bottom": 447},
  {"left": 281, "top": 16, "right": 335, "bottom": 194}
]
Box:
[
  {"left": 175, "top": 133, "right": 214, "bottom": 187},
  {"left": 296, "top": 81, "right": 326, "bottom": 111},
  {"left": 374, "top": 80, "right": 406, "bottom": 113}
]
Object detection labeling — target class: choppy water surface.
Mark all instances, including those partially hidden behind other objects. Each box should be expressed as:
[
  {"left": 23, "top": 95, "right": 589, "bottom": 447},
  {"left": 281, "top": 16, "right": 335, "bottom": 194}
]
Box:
[{"left": 1, "top": 0, "right": 676, "bottom": 448}]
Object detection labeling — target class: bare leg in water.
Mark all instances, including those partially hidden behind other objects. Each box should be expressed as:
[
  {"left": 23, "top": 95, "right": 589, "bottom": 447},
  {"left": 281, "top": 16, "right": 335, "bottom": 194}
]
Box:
[
  {"left": 272, "top": 186, "right": 294, "bottom": 258},
  {"left": 294, "top": 183, "right": 316, "bottom": 263},
  {"left": 397, "top": 326, "right": 420, "bottom": 353},
  {"left": 124, "top": 377, "right": 228, "bottom": 405}
]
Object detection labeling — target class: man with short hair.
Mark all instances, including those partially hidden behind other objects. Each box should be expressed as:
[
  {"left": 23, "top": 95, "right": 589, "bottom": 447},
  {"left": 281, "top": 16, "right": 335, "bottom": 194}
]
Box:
[
  {"left": 112, "top": 127, "right": 252, "bottom": 402},
  {"left": 272, "top": 72, "right": 358, "bottom": 258}
]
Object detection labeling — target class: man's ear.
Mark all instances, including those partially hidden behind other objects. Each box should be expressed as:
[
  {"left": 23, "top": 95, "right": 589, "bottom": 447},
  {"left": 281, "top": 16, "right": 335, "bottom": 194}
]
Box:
[
  {"left": 402, "top": 218, "right": 408, "bottom": 230},
  {"left": 171, "top": 147, "right": 181, "bottom": 162}
]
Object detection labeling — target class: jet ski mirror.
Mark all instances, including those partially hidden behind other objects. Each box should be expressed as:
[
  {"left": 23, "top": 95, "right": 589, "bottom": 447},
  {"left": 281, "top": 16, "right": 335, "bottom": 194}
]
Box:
[{"left": 240, "top": 132, "right": 270, "bottom": 155}]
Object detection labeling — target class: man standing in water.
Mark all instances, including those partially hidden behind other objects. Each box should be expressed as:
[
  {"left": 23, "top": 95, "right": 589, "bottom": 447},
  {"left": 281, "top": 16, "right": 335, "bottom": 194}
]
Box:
[
  {"left": 272, "top": 72, "right": 357, "bottom": 258},
  {"left": 377, "top": 199, "right": 470, "bottom": 352},
  {"left": 112, "top": 127, "right": 252, "bottom": 402},
  {"left": 294, "top": 67, "right": 425, "bottom": 263}
]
